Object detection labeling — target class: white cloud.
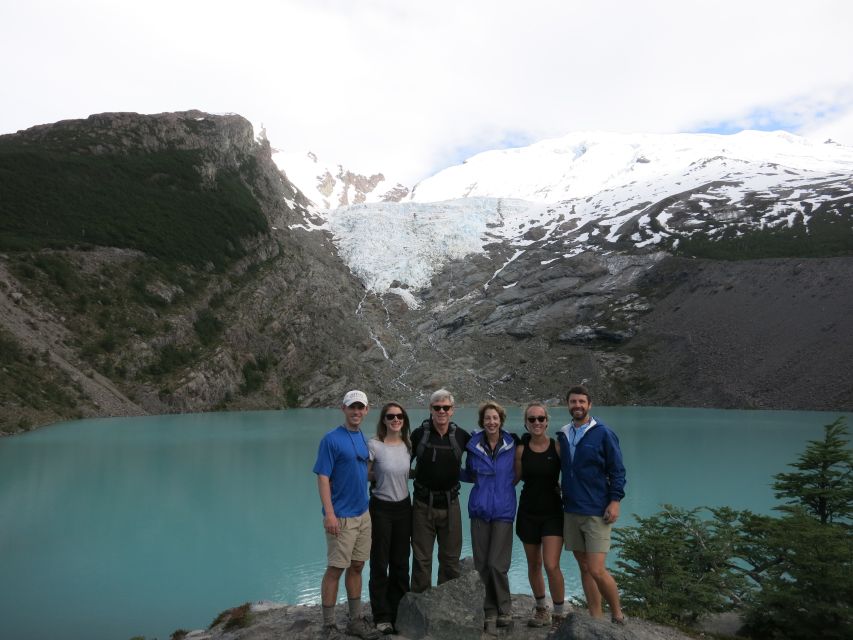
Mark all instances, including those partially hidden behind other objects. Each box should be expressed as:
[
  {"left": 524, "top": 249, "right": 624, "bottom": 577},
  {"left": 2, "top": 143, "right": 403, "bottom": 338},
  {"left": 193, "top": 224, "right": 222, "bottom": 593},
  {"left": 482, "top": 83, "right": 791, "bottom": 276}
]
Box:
[
  {"left": 2, "top": 0, "right": 853, "bottom": 184},
  {"left": 804, "top": 110, "right": 853, "bottom": 147}
]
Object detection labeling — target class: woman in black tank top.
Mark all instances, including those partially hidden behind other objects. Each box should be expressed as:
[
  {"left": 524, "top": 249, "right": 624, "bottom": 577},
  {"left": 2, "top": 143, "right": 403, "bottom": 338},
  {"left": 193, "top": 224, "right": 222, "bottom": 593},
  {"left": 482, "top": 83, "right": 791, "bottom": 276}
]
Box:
[{"left": 513, "top": 403, "right": 567, "bottom": 626}]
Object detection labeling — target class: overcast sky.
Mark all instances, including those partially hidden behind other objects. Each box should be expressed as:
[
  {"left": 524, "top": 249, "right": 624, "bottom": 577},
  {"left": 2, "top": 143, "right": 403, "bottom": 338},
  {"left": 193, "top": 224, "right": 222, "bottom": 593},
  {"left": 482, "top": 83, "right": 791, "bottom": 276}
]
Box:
[{"left": 2, "top": 0, "right": 852, "bottom": 184}]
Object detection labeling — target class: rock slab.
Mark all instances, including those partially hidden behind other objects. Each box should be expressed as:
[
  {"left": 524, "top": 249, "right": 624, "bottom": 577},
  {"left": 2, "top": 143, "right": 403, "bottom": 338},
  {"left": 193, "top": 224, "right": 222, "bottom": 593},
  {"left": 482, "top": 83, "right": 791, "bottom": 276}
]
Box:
[{"left": 395, "top": 568, "right": 485, "bottom": 640}]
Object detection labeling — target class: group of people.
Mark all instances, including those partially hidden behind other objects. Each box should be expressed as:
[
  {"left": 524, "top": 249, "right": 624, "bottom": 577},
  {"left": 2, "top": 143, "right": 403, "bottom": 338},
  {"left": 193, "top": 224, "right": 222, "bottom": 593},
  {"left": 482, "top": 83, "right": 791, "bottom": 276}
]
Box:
[{"left": 312, "top": 385, "right": 627, "bottom": 638}]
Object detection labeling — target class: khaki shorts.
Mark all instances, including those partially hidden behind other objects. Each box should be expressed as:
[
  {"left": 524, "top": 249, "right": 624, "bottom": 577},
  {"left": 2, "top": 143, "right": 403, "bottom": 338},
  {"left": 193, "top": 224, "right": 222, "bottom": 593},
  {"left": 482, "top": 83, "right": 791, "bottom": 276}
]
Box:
[
  {"left": 326, "top": 512, "right": 372, "bottom": 568},
  {"left": 563, "top": 513, "right": 612, "bottom": 553}
]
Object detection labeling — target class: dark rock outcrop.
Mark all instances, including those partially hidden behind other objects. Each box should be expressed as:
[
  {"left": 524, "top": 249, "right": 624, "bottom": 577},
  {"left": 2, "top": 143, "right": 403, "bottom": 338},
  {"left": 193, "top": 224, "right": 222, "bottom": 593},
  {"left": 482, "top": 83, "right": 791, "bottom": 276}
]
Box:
[
  {"left": 182, "top": 569, "right": 703, "bottom": 640},
  {"left": 395, "top": 567, "right": 485, "bottom": 639}
]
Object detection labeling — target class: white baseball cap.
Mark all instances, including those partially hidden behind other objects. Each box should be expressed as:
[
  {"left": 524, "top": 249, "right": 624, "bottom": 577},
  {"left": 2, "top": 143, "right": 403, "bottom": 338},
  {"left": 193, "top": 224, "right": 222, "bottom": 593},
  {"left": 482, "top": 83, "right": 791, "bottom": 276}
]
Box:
[{"left": 342, "top": 390, "right": 368, "bottom": 407}]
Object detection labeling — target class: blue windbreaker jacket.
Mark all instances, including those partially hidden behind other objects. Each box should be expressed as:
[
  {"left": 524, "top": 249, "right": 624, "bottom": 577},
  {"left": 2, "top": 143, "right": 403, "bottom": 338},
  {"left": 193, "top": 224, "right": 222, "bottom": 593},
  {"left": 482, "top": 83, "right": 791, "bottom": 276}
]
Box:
[
  {"left": 463, "top": 430, "right": 517, "bottom": 522},
  {"left": 556, "top": 418, "right": 626, "bottom": 516}
]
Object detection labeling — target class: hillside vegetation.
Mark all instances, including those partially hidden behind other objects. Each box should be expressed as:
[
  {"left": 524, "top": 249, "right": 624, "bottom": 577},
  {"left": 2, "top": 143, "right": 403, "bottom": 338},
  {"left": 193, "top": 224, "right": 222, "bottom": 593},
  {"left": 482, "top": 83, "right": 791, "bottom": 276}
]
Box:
[
  {"left": 674, "top": 209, "right": 853, "bottom": 260},
  {"left": 0, "top": 137, "right": 266, "bottom": 266}
]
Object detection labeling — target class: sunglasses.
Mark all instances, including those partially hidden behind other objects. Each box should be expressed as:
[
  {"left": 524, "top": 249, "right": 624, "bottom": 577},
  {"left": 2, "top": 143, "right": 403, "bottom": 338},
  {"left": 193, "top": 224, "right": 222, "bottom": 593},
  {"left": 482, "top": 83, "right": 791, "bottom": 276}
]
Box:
[
  {"left": 347, "top": 402, "right": 366, "bottom": 410},
  {"left": 384, "top": 413, "right": 404, "bottom": 421},
  {"left": 431, "top": 405, "right": 453, "bottom": 412},
  {"left": 526, "top": 415, "right": 547, "bottom": 423}
]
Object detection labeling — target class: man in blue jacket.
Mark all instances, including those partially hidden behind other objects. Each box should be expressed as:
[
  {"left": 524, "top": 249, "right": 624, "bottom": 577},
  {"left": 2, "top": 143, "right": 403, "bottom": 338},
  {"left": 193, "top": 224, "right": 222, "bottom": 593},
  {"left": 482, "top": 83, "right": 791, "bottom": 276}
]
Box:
[{"left": 556, "top": 385, "right": 627, "bottom": 625}]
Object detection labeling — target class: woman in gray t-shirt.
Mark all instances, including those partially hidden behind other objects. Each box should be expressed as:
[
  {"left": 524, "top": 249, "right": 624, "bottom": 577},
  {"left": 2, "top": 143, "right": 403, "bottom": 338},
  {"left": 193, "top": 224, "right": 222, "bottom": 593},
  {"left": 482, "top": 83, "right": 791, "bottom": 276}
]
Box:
[{"left": 367, "top": 402, "right": 413, "bottom": 634}]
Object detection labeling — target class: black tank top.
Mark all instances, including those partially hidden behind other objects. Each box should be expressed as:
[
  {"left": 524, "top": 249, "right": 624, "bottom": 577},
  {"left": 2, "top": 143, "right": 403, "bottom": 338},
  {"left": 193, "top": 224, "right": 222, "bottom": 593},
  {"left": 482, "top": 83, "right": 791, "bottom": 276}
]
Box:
[{"left": 519, "top": 438, "right": 562, "bottom": 515}]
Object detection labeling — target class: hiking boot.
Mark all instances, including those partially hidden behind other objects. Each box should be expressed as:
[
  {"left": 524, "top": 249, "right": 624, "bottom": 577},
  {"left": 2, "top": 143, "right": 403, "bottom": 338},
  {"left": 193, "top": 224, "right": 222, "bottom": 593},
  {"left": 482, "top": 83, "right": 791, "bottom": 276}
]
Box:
[
  {"left": 527, "top": 606, "right": 551, "bottom": 627},
  {"left": 322, "top": 623, "right": 342, "bottom": 639},
  {"left": 484, "top": 616, "right": 498, "bottom": 636},
  {"left": 496, "top": 613, "right": 513, "bottom": 627},
  {"left": 551, "top": 604, "right": 571, "bottom": 623},
  {"left": 345, "top": 617, "right": 381, "bottom": 639},
  {"left": 376, "top": 621, "right": 394, "bottom": 635}
]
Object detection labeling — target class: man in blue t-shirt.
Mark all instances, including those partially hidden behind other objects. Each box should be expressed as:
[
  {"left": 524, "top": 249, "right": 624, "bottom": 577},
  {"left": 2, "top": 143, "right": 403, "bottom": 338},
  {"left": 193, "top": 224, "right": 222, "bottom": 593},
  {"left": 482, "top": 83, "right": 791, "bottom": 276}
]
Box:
[{"left": 313, "top": 390, "right": 380, "bottom": 639}]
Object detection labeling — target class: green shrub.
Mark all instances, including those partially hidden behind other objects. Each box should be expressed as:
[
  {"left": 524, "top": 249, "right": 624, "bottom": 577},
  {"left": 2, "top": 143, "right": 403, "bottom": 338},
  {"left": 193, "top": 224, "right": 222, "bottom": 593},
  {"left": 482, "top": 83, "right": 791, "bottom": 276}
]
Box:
[
  {"left": 285, "top": 384, "right": 300, "bottom": 407},
  {"left": 146, "top": 344, "right": 196, "bottom": 376},
  {"left": 674, "top": 211, "right": 853, "bottom": 260},
  {"left": 613, "top": 505, "right": 747, "bottom": 623},
  {"left": 0, "top": 330, "right": 22, "bottom": 363},
  {"left": 240, "top": 357, "right": 269, "bottom": 394},
  {"left": 210, "top": 603, "right": 251, "bottom": 630},
  {"left": 740, "top": 511, "right": 852, "bottom": 640},
  {"left": 193, "top": 309, "right": 223, "bottom": 346},
  {"left": 613, "top": 418, "right": 853, "bottom": 637},
  {"left": 33, "top": 254, "right": 80, "bottom": 291}
]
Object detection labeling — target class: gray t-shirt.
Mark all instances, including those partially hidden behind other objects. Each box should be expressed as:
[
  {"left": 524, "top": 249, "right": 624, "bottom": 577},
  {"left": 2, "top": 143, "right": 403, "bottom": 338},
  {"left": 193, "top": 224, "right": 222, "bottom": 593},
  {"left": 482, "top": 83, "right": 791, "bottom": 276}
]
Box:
[{"left": 368, "top": 437, "right": 412, "bottom": 502}]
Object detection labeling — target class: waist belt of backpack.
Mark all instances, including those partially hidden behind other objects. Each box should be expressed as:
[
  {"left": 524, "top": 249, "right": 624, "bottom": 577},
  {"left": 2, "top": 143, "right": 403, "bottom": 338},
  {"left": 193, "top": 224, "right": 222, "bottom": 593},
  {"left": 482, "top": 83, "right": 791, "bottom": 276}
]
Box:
[{"left": 414, "top": 481, "right": 459, "bottom": 509}]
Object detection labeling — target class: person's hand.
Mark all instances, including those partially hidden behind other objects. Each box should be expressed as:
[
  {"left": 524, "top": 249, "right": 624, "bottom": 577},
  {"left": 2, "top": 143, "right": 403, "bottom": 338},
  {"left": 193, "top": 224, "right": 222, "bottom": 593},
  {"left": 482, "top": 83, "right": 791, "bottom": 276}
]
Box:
[
  {"left": 324, "top": 513, "right": 340, "bottom": 536},
  {"left": 603, "top": 501, "right": 621, "bottom": 524}
]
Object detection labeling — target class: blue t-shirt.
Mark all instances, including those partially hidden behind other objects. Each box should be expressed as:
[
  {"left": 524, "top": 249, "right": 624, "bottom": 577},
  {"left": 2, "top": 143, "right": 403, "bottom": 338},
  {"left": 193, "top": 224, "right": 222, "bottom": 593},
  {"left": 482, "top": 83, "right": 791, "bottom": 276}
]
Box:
[{"left": 313, "top": 425, "right": 370, "bottom": 517}]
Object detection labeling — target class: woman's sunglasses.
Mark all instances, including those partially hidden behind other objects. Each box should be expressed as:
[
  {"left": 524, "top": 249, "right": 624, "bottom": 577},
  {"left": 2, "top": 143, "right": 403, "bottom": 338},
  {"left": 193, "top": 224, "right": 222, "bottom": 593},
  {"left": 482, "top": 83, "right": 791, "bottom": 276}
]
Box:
[
  {"left": 384, "top": 413, "right": 404, "bottom": 421},
  {"left": 526, "top": 416, "right": 548, "bottom": 423}
]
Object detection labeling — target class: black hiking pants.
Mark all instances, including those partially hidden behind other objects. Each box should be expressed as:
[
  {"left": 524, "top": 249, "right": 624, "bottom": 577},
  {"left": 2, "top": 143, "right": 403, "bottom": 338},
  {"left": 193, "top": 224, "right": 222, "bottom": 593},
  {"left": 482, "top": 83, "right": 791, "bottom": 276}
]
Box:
[{"left": 368, "top": 495, "right": 412, "bottom": 624}]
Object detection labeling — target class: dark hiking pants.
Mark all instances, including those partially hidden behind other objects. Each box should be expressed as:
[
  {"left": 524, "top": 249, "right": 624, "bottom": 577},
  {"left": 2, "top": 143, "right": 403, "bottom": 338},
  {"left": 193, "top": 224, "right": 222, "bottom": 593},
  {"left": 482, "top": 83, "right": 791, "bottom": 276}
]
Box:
[
  {"left": 368, "top": 496, "right": 412, "bottom": 624},
  {"left": 410, "top": 496, "right": 462, "bottom": 593},
  {"left": 471, "top": 518, "right": 513, "bottom": 617}
]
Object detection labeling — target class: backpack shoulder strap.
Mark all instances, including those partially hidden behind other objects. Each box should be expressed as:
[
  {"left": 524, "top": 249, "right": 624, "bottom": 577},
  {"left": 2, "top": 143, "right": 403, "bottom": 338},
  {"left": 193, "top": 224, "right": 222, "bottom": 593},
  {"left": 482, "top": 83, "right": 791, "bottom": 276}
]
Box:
[
  {"left": 414, "top": 421, "right": 463, "bottom": 464},
  {"left": 448, "top": 423, "right": 463, "bottom": 463},
  {"left": 414, "top": 423, "right": 429, "bottom": 461}
]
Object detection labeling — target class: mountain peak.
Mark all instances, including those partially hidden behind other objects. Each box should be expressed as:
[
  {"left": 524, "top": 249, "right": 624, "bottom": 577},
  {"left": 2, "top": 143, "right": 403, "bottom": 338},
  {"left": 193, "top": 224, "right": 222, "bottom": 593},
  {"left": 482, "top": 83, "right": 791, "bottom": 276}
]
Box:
[{"left": 271, "top": 149, "right": 409, "bottom": 210}]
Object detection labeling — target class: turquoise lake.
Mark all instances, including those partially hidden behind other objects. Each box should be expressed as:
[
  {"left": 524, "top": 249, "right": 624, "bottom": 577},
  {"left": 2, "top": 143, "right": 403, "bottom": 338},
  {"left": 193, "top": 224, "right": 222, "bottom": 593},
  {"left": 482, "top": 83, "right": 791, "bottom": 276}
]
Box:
[{"left": 1, "top": 406, "right": 850, "bottom": 640}]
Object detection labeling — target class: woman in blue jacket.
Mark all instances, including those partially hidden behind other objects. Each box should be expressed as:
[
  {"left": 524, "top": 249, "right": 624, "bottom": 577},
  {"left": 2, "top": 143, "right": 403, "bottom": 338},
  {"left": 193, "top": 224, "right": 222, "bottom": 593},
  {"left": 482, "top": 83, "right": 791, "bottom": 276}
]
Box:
[{"left": 463, "top": 401, "right": 517, "bottom": 635}]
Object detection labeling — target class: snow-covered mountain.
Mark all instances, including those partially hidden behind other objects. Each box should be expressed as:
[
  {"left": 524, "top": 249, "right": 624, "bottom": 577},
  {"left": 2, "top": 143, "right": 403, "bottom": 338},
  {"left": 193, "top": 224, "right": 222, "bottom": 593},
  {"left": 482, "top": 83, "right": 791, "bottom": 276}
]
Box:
[
  {"left": 409, "top": 130, "right": 853, "bottom": 202},
  {"left": 307, "top": 130, "right": 853, "bottom": 305}
]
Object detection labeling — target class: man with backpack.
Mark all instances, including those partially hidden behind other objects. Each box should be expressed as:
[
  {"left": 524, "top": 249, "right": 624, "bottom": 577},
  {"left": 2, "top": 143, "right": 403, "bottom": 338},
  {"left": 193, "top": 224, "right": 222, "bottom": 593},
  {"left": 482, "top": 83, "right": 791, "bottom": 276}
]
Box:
[{"left": 409, "top": 389, "right": 471, "bottom": 592}]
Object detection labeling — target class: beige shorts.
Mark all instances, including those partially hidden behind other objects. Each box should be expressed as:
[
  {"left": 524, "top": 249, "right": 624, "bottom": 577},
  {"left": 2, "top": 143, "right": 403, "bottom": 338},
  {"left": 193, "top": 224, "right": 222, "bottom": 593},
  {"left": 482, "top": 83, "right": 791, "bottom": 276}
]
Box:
[
  {"left": 563, "top": 513, "right": 612, "bottom": 553},
  {"left": 326, "top": 512, "right": 372, "bottom": 568}
]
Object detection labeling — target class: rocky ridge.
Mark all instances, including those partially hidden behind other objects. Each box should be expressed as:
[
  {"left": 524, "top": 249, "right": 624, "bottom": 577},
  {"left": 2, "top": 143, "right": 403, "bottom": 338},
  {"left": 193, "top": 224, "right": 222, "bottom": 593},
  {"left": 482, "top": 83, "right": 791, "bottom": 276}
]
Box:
[
  {"left": 271, "top": 148, "right": 410, "bottom": 209},
  {"left": 173, "top": 563, "right": 705, "bottom": 640}
]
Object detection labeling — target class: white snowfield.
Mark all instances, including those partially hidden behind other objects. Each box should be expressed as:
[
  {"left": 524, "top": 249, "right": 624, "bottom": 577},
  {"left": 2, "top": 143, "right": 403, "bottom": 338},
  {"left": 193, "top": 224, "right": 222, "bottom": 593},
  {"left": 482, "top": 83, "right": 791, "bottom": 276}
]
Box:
[
  {"left": 281, "top": 131, "right": 853, "bottom": 306},
  {"left": 409, "top": 130, "right": 853, "bottom": 203}
]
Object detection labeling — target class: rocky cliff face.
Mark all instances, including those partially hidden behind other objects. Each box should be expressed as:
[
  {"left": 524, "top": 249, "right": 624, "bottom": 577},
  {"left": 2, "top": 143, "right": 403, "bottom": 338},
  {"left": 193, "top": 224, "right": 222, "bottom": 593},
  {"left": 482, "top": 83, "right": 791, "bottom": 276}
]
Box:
[
  {"left": 1, "top": 112, "right": 851, "bottom": 434},
  {"left": 0, "top": 111, "right": 386, "bottom": 433},
  {"left": 345, "top": 242, "right": 853, "bottom": 411},
  {"left": 271, "top": 148, "right": 410, "bottom": 209}
]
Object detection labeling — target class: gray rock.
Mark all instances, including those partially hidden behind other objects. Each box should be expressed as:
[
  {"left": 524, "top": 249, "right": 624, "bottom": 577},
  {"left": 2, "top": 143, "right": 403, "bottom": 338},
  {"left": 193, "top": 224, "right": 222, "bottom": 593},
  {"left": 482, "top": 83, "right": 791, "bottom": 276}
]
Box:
[
  {"left": 550, "top": 615, "right": 632, "bottom": 640},
  {"left": 549, "top": 612, "right": 697, "bottom": 640},
  {"left": 174, "top": 571, "right": 703, "bottom": 640},
  {"left": 395, "top": 567, "right": 485, "bottom": 640},
  {"left": 558, "top": 325, "right": 596, "bottom": 343}
]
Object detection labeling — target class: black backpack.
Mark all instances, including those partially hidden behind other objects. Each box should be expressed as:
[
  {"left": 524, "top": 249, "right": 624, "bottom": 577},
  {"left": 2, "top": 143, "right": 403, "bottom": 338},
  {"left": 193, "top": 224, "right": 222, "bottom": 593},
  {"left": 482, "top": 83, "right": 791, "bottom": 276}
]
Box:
[{"left": 413, "top": 420, "right": 463, "bottom": 464}]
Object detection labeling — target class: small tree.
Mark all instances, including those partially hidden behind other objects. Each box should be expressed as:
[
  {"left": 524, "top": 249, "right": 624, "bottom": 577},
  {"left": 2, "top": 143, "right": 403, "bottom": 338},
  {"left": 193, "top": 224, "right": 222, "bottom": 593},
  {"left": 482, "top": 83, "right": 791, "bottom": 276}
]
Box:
[
  {"left": 612, "top": 418, "right": 853, "bottom": 637},
  {"left": 741, "top": 510, "right": 853, "bottom": 640},
  {"left": 612, "top": 505, "right": 746, "bottom": 624},
  {"left": 742, "top": 418, "right": 853, "bottom": 639},
  {"left": 773, "top": 417, "right": 853, "bottom": 525}
]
